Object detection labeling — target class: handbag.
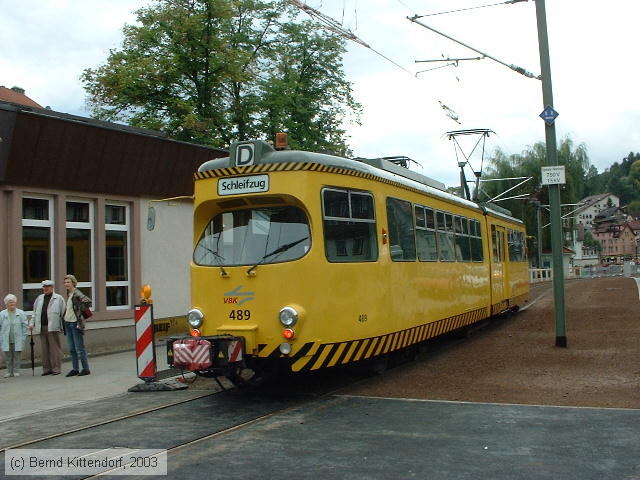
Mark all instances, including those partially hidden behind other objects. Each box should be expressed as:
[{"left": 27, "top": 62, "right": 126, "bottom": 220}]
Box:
[
  {"left": 172, "top": 338, "right": 212, "bottom": 371},
  {"left": 82, "top": 308, "right": 93, "bottom": 319}
]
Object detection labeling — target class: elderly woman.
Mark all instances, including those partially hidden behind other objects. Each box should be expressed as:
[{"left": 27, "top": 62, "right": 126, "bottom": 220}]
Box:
[{"left": 0, "top": 294, "right": 29, "bottom": 377}]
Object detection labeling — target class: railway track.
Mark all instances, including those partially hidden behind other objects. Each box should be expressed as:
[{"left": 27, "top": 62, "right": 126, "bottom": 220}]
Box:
[
  {"left": 1, "top": 388, "right": 308, "bottom": 479},
  {"left": 0, "top": 367, "right": 370, "bottom": 479},
  {"left": 0, "top": 390, "right": 218, "bottom": 453},
  {"left": 84, "top": 398, "right": 309, "bottom": 479},
  {"left": 1, "top": 301, "right": 544, "bottom": 479}
]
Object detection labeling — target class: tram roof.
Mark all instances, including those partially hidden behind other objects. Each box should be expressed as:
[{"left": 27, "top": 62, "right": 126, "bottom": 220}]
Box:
[{"left": 198, "top": 140, "right": 523, "bottom": 225}]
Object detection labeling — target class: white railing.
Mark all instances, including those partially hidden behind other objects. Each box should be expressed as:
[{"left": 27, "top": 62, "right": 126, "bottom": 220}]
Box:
[
  {"left": 529, "top": 268, "right": 553, "bottom": 283},
  {"left": 529, "top": 262, "right": 640, "bottom": 283}
]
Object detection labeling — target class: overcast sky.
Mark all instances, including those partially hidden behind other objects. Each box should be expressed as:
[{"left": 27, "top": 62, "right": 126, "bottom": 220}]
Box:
[{"left": 2, "top": 0, "right": 638, "bottom": 188}]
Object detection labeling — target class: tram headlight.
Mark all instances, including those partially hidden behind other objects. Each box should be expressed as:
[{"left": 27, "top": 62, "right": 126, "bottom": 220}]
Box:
[
  {"left": 278, "top": 306, "right": 298, "bottom": 327},
  {"left": 187, "top": 308, "right": 204, "bottom": 328}
]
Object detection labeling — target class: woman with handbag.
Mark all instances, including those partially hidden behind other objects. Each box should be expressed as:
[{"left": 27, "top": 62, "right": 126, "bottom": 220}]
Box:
[{"left": 63, "top": 274, "right": 92, "bottom": 377}]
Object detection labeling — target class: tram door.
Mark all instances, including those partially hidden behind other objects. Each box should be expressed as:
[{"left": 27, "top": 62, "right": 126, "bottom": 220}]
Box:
[{"left": 490, "top": 224, "right": 507, "bottom": 308}]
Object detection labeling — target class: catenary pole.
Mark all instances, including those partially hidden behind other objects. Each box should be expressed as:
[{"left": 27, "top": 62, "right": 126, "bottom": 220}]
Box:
[
  {"left": 535, "top": 0, "right": 567, "bottom": 347},
  {"left": 408, "top": 1, "right": 566, "bottom": 345},
  {"left": 536, "top": 204, "right": 543, "bottom": 268}
]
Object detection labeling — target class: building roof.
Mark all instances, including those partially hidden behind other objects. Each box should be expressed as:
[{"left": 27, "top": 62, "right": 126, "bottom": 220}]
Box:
[
  {"left": 594, "top": 206, "right": 626, "bottom": 223},
  {"left": 628, "top": 220, "right": 640, "bottom": 233},
  {"left": 543, "top": 247, "right": 575, "bottom": 255},
  {"left": 0, "top": 86, "right": 43, "bottom": 109},
  {"left": 594, "top": 221, "right": 635, "bottom": 236},
  {"left": 575, "top": 193, "right": 617, "bottom": 214},
  {"left": 0, "top": 101, "right": 227, "bottom": 198}
]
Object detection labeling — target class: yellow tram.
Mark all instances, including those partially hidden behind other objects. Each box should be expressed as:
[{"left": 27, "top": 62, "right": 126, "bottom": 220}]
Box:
[{"left": 167, "top": 137, "right": 529, "bottom": 381}]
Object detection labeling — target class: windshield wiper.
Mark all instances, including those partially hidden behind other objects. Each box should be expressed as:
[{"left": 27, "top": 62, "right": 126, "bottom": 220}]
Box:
[
  {"left": 199, "top": 244, "right": 228, "bottom": 276},
  {"left": 246, "top": 236, "right": 308, "bottom": 275}
]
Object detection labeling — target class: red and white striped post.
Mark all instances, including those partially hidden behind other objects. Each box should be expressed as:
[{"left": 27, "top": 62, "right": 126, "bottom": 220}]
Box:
[{"left": 134, "top": 303, "right": 156, "bottom": 381}]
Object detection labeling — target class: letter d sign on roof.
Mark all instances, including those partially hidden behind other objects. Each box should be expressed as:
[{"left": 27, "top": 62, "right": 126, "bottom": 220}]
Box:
[{"left": 236, "top": 144, "right": 255, "bottom": 166}]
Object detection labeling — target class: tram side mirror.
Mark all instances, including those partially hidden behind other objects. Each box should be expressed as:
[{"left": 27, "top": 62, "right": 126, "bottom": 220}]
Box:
[{"left": 147, "top": 206, "right": 156, "bottom": 231}]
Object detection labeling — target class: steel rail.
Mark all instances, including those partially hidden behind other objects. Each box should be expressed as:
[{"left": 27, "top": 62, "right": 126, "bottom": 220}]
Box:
[{"left": 0, "top": 390, "right": 218, "bottom": 453}]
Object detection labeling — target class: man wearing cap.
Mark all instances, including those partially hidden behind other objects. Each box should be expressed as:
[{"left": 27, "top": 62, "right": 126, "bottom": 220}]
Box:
[{"left": 28, "top": 280, "right": 66, "bottom": 375}]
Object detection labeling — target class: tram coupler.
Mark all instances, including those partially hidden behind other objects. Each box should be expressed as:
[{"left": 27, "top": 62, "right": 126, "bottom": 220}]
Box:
[{"left": 166, "top": 335, "right": 245, "bottom": 377}]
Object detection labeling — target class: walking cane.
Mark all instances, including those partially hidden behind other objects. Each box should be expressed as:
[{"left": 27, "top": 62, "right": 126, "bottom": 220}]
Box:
[{"left": 30, "top": 330, "right": 35, "bottom": 376}]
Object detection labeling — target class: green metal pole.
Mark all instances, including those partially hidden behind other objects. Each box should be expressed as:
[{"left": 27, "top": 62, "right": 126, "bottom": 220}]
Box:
[
  {"left": 536, "top": 205, "right": 542, "bottom": 268},
  {"left": 535, "top": 0, "right": 567, "bottom": 347}
]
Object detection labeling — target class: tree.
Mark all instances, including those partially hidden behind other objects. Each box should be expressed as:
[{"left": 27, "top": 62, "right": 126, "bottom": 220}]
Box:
[
  {"left": 627, "top": 200, "right": 640, "bottom": 218},
  {"left": 598, "top": 152, "right": 640, "bottom": 205},
  {"left": 81, "top": 0, "right": 361, "bottom": 153},
  {"left": 257, "top": 21, "right": 361, "bottom": 156},
  {"left": 583, "top": 231, "right": 601, "bottom": 253},
  {"left": 628, "top": 159, "right": 640, "bottom": 193},
  {"left": 583, "top": 165, "right": 603, "bottom": 197}
]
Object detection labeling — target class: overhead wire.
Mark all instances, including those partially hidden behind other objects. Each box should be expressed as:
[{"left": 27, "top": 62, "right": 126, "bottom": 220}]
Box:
[
  {"left": 292, "top": 1, "right": 483, "bottom": 125},
  {"left": 394, "top": 0, "right": 415, "bottom": 14},
  {"left": 289, "top": 0, "right": 414, "bottom": 76},
  {"left": 413, "top": 0, "right": 529, "bottom": 19}
]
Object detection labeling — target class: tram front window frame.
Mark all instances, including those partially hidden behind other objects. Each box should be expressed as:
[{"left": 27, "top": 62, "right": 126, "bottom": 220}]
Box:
[
  {"left": 322, "top": 188, "right": 378, "bottom": 263},
  {"left": 193, "top": 206, "right": 311, "bottom": 267}
]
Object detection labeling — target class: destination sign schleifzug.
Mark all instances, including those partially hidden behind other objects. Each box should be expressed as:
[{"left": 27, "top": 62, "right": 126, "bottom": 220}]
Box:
[{"left": 218, "top": 175, "right": 269, "bottom": 196}]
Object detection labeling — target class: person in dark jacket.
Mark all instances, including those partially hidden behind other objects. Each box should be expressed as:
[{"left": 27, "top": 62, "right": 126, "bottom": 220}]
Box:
[{"left": 63, "top": 274, "right": 92, "bottom": 377}]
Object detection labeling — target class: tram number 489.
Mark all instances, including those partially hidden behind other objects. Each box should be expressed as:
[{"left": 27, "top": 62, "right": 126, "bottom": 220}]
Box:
[{"left": 229, "top": 310, "right": 251, "bottom": 320}]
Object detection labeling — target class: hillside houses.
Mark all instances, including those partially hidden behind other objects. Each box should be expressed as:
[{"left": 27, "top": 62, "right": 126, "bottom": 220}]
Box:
[
  {"left": 574, "top": 193, "right": 620, "bottom": 231},
  {"left": 571, "top": 193, "right": 639, "bottom": 266}
]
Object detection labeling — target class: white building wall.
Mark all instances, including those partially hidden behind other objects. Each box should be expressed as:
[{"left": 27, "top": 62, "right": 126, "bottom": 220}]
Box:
[
  {"left": 541, "top": 252, "right": 574, "bottom": 277},
  {"left": 576, "top": 194, "right": 620, "bottom": 230},
  {"left": 140, "top": 198, "right": 193, "bottom": 319}
]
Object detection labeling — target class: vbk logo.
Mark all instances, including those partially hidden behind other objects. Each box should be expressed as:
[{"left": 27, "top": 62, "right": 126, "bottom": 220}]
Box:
[
  {"left": 223, "top": 285, "right": 255, "bottom": 306},
  {"left": 236, "top": 143, "right": 255, "bottom": 166}
]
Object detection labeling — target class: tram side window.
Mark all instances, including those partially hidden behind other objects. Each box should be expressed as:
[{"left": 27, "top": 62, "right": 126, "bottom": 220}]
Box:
[
  {"left": 508, "top": 229, "right": 526, "bottom": 262},
  {"left": 322, "top": 188, "right": 377, "bottom": 262},
  {"left": 415, "top": 205, "right": 437, "bottom": 261},
  {"left": 454, "top": 216, "right": 472, "bottom": 262},
  {"left": 470, "top": 219, "right": 484, "bottom": 262},
  {"left": 491, "top": 225, "right": 498, "bottom": 261},
  {"left": 436, "top": 211, "right": 455, "bottom": 261},
  {"left": 491, "top": 225, "right": 505, "bottom": 262},
  {"left": 386, "top": 198, "right": 416, "bottom": 261}
]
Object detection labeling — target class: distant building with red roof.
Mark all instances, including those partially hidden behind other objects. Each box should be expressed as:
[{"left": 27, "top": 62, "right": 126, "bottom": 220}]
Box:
[{"left": 0, "top": 86, "right": 43, "bottom": 109}]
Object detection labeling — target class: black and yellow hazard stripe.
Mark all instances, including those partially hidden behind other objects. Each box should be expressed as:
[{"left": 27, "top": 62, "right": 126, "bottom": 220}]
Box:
[
  {"left": 491, "top": 300, "right": 510, "bottom": 315},
  {"left": 194, "top": 162, "right": 428, "bottom": 197},
  {"left": 253, "top": 306, "right": 489, "bottom": 372}
]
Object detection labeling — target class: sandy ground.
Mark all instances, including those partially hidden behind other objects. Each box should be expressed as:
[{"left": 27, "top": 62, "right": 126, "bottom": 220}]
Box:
[{"left": 343, "top": 277, "right": 640, "bottom": 409}]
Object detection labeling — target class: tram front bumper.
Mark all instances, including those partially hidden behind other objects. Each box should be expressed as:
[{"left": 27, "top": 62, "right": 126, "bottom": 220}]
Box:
[{"left": 166, "top": 335, "right": 245, "bottom": 375}]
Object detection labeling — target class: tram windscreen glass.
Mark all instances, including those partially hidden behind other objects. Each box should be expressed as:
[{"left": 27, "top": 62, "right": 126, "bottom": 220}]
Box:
[{"left": 193, "top": 206, "right": 310, "bottom": 266}]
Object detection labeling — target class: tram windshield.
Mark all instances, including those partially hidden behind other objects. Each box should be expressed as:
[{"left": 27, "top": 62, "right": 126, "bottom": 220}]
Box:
[{"left": 193, "top": 206, "right": 310, "bottom": 267}]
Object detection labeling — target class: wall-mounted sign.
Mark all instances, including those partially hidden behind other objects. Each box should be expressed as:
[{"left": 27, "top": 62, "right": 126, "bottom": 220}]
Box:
[{"left": 541, "top": 166, "right": 566, "bottom": 185}]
